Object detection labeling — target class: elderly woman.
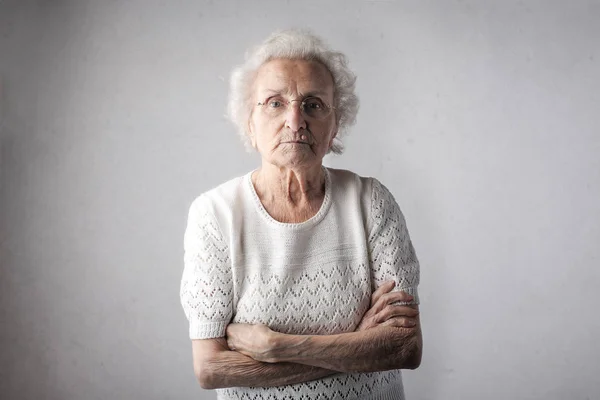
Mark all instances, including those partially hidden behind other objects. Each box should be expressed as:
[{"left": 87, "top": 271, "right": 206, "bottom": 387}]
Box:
[{"left": 180, "top": 29, "right": 422, "bottom": 400}]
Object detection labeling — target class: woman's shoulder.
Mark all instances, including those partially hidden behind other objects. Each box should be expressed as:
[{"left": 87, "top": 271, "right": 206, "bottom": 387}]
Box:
[
  {"left": 326, "top": 167, "right": 399, "bottom": 215},
  {"left": 327, "top": 167, "right": 396, "bottom": 196},
  {"left": 188, "top": 172, "right": 249, "bottom": 215},
  {"left": 326, "top": 168, "right": 379, "bottom": 219},
  {"left": 327, "top": 167, "right": 371, "bottom": 185},
  {"left": 326, "top": 167, "right": 380, "bottom": 195}
]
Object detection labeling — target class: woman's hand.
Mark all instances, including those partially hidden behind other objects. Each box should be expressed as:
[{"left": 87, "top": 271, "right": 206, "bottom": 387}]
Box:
[
  {"left": 226, "top": 323, "right": 278, "bottom": 362},
  {"left": 356, "top": 281, "right": 419, "bottom": 331},
  {"left": 226, "top": 281, "right": 419, "bottom": 363}
]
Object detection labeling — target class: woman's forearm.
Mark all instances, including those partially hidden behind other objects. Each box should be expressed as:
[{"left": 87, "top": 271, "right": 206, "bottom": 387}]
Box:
[
  {"left": 265, "top": 325, "right": 422, "bottom": 373},
  {"left": 204, "top": 353, "right": 337, "bottom": 389},
  {"left": 194, "top": 339, "right": 337, "bottom": 389}
]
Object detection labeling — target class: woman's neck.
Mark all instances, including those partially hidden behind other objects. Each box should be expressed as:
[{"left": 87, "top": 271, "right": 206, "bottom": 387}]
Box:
[{"left": 251, "top": 163, "right": 326, "bottom": 223}]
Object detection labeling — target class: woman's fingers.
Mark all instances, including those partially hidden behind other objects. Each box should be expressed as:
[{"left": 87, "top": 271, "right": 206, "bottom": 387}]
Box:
[
  {"left": 371, "top": 281, "right": 414, "bottom": 308},
  {"left": 375, "top": 305, "right": 419, "bottom": 323},
  {"left": 357, "top": 282, "right": 418, "bottom": 331},
  {"left": 370, "top": 281, "right": 395, "bottom": 307},
  {"left": 381, "top": 317, "right": 419, "bottom": 329},
  {"left": 372, "top": 290, "right": 414, "bottom": 316}
]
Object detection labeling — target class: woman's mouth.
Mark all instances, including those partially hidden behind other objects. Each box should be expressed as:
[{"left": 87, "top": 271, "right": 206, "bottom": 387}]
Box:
[{"left": 282, "top": 140, "right": 309, "bottom": 144}]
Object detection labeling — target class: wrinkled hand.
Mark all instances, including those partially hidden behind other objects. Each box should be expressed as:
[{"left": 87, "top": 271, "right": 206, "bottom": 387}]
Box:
[
  {"left": 356, "top": 281, "right": 419, "bottom": 331},
  {"left": 226, "top": 323, "right": 277, "bottom": 362}
]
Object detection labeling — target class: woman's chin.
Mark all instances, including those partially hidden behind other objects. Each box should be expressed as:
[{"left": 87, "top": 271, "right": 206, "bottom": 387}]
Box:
[{"left": 272, "top": 152, "right": 321, "bottom": 168}]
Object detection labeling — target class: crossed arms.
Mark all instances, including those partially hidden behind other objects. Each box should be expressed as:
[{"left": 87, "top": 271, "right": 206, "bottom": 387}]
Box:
[{"left": 192, "top": 281, "right": 422, "bottom": 390}]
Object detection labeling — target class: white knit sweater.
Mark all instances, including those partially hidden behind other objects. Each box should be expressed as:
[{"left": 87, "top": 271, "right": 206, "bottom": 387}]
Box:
[{"left": 180, "top": 167, "right": 420, "bottom": 400}]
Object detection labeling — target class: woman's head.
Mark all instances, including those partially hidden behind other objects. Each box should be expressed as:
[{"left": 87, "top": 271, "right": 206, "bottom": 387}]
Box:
[{"left": 228, "top": 29, "right": 359, "bottom": 162}]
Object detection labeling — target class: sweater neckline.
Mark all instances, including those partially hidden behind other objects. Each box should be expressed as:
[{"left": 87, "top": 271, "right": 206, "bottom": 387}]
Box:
[{"left": 245, "top": 166, "right": 332, "bottom": 229}]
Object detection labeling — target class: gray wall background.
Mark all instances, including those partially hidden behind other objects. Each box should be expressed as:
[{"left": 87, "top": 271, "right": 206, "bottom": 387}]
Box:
[{"left": 1, "top": 1, "right": 599, "bottom": 399}]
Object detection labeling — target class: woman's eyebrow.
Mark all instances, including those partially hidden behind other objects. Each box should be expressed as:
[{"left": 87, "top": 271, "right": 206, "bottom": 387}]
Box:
[
  {"left": 263, "top": 89, "right": 283, "bottom": 95},
  {"left": 260, "top": 89, "right": 330, "bottom": 98},
  {"left": 302, "top": 90, "right": 329, "bottom": 98}
]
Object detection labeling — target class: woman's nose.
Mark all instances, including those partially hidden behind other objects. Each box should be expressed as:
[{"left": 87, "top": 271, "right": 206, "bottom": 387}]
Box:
[{"left": 284, "top": 102, "right": 307, "bottom": 132}]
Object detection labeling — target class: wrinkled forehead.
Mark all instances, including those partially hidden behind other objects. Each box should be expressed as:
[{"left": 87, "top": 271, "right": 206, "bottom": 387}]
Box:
[{"left": 253, "top": 58, "right": 334, "bottom": 100}]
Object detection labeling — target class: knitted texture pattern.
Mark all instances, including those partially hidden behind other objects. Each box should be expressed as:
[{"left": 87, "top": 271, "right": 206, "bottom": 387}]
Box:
[{"left": 180, "top": 168, "right": 420, "bottom": 400}]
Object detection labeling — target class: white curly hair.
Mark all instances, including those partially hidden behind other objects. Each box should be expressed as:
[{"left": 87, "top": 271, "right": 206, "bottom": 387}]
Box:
[{"left": 227, "top": 29, "right": 359, "bottom": 154}]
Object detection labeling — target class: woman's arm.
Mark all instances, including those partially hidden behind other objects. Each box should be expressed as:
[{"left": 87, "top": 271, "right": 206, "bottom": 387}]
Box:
[
  {"left": 192, "top": 338, "right": 337, "bottom": 389},
  {"left": 225, "top": 286, "right": 421, "bottom": 374},
  {"left": 226, "top": 308, "right": 422, "bottom": 374},
  {"left": 192, "top": 282, "right": 419, "bottom": 389}
]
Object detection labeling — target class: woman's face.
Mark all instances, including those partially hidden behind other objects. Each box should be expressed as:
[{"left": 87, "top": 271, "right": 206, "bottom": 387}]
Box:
[{"left": 248, "top": 58, "right": 337, "bottom": 170}]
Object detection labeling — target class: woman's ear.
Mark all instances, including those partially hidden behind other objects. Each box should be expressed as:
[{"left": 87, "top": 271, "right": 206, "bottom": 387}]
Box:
[
  {"left": 328, "top": 123, "right": 339, "bottom": 148},
  {"left": 247, "top": 120, "right": 257, "bottom": 148}
]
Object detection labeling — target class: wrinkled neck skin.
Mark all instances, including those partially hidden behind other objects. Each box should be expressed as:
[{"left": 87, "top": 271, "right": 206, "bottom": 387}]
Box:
[{"left": 252, "top": 163, "right": 325, "bottom": 223}]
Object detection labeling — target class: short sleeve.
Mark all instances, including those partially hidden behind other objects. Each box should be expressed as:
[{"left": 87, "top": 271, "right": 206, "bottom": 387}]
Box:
[
  {"left": 180, "top": 195, "right": 233, "bottom": 339},
  {"left": 368, "top": 179, "right": 420, "bottom": 305}
]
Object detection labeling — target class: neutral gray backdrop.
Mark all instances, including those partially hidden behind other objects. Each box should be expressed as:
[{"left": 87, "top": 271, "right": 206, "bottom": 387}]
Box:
[{"left": 1, "top": 1, "right": 599, "bottom": 399}]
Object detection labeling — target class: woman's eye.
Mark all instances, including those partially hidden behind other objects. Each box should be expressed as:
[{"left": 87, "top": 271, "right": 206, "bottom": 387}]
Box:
[
  {"left": 305, "top": 99, "right": 323, "bottom": 109},
  {"left": 269, "top": 100, "right": 283, "bottom": 108}
]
